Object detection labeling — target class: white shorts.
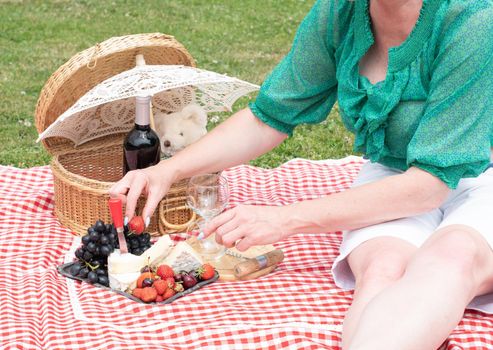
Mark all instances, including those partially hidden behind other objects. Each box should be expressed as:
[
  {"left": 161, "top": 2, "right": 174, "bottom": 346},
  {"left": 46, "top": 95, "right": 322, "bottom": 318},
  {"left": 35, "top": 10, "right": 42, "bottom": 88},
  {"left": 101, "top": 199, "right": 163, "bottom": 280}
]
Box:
[{"left": 331, "top": 161, "right": 493, "bottom": 313}]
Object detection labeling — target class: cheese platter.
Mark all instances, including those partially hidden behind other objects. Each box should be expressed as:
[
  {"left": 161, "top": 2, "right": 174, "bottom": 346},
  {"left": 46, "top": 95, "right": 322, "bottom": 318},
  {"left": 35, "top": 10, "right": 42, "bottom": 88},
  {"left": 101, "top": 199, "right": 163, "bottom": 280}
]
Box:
[
  {"left": 58, "top": 198, "right": 284, "bottom": 304},
  {"left": 57, "top": 214, "right": 219, "bottom": 304}
]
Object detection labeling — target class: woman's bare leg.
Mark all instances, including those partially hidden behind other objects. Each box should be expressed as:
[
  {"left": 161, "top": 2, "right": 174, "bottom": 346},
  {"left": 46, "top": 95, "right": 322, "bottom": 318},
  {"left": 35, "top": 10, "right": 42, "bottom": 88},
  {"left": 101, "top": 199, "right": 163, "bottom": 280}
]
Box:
[
  {"left": 347, "top": 225, "right": 493, "bottom": 350},
  {"left": 341, "top": 237, "right": 417, "bottom": 349}
]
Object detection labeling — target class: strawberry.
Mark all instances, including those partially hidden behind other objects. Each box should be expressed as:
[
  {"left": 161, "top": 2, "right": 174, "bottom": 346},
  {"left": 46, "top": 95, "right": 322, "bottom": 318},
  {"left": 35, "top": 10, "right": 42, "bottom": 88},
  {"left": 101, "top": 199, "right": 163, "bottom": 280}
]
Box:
[
  {"left": 153, "top": 279, "right": 168, "bottom": 295},
  {"left": 140, "top": 287, "right": 157, "bottom": 303},
  {"left": 165, "top": 276, "right": 175, "bottom": 289},
  {"left": 156, "top": 264, "right": 174, "bottom": 279},
  {"left": 132, "top": 288, "right": 144, "bottom": 299},
  {"left": 197, "top": 263, "right": 215, "bottom": 280},
  {"left": 137, "top": 272, "right": 155, "bottom": 288},
  {"left": 128, "top": 216, "right": 145, "bottom": 235},
  {"left": 163, "top": 288, "right": 176, "bottom": 300},
  {"left": 155, "top": 295, "right": 164, "bottom": 302}
]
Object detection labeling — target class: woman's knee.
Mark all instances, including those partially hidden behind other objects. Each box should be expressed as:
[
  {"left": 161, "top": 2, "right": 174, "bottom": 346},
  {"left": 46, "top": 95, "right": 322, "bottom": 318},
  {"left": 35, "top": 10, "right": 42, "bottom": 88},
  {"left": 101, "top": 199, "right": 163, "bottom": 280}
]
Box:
[
  {"left": 412, "top": 225, "right": 493, "bottom": 290},
  {"left": 348, "top": 238, "right": 416, "bottom": 289}
]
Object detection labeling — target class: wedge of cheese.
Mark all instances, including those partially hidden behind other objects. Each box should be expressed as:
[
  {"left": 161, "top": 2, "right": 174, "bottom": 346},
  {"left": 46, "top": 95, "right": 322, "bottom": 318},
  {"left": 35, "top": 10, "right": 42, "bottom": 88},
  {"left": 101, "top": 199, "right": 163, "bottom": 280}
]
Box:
[
  {"left": 108, "top": 235, "right": 174, "bottom": 274},
  {"left": 108, "top": 250, "right": 145, "bottom": 274},
  {"left": 109, "top": 271, "right": 140, "bottom": 292},
  {"left": 161, "top": 241, "right": 204, "bottom": 273},
  {"left": 141, "top": 235, "right": 173, "bottom": 266}
]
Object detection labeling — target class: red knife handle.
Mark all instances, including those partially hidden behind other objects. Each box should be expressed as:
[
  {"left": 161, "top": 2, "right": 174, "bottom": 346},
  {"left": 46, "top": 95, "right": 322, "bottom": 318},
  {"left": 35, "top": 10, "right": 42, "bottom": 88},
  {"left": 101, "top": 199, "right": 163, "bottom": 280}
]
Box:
[{"left": 108, "top": 198, "right": 124, "bottom": 228}]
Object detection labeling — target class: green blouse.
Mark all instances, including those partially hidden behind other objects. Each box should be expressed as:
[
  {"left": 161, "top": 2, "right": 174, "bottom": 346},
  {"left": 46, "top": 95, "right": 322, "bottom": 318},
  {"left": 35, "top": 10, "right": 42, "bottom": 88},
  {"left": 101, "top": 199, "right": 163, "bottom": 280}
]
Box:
[{"left": 249, "top": 0, "right": 493, "bottom": 189}]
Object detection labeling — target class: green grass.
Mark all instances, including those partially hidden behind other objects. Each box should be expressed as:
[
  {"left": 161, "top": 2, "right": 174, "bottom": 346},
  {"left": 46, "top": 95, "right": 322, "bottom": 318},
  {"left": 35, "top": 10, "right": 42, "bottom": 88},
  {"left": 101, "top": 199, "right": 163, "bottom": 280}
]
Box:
[{"left": 0, "top": 0, "right": 354, "bottom": 168}]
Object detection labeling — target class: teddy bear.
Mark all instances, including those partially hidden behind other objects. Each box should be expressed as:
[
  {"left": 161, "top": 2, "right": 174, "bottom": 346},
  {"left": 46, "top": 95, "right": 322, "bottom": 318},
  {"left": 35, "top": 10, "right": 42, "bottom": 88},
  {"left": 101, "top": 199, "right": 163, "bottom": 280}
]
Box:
[{"left": 154, "top": 104, "right": 208, "bottom": 158}]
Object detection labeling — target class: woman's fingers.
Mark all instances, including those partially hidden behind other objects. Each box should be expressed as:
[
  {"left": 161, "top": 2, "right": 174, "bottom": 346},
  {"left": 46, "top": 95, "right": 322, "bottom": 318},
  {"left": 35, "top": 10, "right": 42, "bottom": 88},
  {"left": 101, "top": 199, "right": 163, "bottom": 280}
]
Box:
[
  {"left": 108, "top": 173, "right": 133, "bottom": 203},
  {"left": 142, "top": 189, "right": 163, "bottom": 226},
  {"left": 111, "top": 192, "right": 128, "bottom": 206},
  {"left": 204, "top": 209, "right": 236, "bottom": 238},
  {"left": 202, "top": 205, "right": 285, "bottom": 251},
  {"left": 218, "top": 227, "right": 246, "bottom": 248},
  {"left": 124, "top": 175, "right": 147, "bottom": 219},
  {"left": 235, "top": 235, "right": 255, "bottom": 252},
  {"left": 213, "top": 219, "right": 240, "bottom": 246}
]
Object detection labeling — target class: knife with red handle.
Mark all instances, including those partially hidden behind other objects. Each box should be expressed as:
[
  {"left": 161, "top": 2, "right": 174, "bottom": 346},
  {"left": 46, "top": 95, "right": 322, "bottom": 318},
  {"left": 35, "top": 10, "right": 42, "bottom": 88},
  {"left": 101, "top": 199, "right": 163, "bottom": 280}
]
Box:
[{"left": 108, "top": 198, "right": 129, "bottom": 254}]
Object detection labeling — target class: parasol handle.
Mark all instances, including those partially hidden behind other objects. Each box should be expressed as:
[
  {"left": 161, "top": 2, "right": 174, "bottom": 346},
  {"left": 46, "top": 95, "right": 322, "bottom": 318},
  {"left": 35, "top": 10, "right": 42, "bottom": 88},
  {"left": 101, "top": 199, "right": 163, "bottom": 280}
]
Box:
[
  {"left": 135, "top": 54, "right": 156, "bottom": 131},
  {"left": 135, "top": 54, "right": 146, "bottom": 67}
]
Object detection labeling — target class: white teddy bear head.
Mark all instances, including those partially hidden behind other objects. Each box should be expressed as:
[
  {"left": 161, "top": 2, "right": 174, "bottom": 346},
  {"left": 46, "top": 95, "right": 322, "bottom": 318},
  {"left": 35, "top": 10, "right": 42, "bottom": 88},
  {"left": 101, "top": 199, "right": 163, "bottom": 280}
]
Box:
[{"left": 154, "top": 104, "right": 208, "bottom": 157}]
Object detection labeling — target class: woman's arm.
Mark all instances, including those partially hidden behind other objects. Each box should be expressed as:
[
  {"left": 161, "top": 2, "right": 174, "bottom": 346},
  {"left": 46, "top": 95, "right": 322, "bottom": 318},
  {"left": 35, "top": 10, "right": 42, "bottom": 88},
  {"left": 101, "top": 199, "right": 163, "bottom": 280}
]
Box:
[
  {"left": 206, "top": 167, "right": 450, "bottom": 251},
  {"left": 280, "top": 166, "right": 450, "bottom": 234},
  {"left": 109, "top": 108, "right": 287, "bottom": 221}
]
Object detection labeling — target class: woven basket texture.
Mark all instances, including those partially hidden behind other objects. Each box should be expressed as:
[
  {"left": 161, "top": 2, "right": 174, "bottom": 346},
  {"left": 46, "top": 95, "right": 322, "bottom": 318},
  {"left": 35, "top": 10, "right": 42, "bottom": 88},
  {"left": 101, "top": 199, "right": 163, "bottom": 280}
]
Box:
[{"left": 35, "top": 33, "right": 196, "bottom": 236}]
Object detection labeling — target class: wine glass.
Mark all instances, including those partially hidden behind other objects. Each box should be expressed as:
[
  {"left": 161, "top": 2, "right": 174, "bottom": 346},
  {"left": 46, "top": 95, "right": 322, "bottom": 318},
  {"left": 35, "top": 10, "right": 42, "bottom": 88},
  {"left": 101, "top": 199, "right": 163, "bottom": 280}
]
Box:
[{"left": 186, "top": 173, "right": 229, "bottom": 259}]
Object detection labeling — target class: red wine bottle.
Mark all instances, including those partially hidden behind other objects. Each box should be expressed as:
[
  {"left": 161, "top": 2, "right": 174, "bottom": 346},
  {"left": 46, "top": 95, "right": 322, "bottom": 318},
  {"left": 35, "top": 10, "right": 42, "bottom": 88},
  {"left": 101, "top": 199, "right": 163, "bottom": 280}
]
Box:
[{"left": 123, "top": 96, "right": 161, "bottom": 175}]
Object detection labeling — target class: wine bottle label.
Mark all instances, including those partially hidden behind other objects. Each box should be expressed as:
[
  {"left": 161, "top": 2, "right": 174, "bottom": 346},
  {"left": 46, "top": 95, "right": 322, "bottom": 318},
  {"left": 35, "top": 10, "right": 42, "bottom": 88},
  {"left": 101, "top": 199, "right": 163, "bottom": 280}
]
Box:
[{"left": 124, "top": 146, "right": 160, "bottom": 173}]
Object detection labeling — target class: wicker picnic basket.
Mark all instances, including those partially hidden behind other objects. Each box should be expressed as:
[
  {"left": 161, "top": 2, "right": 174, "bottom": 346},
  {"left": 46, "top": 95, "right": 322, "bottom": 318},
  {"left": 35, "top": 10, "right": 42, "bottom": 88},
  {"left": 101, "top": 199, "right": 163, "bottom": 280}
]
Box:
[{"left": 35, "top": 33, "right": 197, "bottom": 236}]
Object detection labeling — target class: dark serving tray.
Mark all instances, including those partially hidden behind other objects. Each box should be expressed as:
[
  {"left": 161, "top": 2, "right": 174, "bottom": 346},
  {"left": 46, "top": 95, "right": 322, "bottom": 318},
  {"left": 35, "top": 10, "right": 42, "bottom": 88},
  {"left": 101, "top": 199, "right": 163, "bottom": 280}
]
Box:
[{"left": 57, "top": 262, "right": 219, "bottom": 304}]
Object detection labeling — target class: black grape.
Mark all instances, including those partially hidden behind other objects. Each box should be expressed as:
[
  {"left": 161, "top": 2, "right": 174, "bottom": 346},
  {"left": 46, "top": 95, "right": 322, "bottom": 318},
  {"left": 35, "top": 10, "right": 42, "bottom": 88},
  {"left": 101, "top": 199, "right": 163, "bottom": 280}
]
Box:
[
  {"left": 82, "top": 235, "right": 91, "bottom": 246},
  {"left": 94, "top": 220, "right": 105, "bottom": 233},
  {"left": 88, "top": 271, "right": 99, "bottom": 283},
  {"left": 70, "top": 263, "right": 82, "bottom": 276}
]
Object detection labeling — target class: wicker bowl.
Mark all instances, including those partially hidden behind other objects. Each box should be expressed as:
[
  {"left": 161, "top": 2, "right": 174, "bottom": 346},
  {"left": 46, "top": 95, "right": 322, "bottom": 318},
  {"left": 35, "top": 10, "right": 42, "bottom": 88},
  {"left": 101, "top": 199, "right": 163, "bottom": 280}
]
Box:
[{"left": 35, "top": 33, "right": 196, "bottom": 236}]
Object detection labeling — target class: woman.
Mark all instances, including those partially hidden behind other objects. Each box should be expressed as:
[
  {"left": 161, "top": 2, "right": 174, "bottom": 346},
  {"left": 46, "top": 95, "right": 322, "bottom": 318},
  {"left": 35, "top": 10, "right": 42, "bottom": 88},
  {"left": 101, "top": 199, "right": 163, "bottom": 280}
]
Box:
[{"left": 110, "top": 0, "right": 493, "bottom": 348}]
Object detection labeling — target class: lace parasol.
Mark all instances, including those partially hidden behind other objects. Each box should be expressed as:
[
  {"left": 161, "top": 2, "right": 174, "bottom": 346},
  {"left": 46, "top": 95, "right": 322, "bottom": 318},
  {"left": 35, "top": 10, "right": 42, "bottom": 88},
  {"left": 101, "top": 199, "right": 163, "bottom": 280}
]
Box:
[{"left": 37, "top": 65, "right": 259, "bottom": 146}]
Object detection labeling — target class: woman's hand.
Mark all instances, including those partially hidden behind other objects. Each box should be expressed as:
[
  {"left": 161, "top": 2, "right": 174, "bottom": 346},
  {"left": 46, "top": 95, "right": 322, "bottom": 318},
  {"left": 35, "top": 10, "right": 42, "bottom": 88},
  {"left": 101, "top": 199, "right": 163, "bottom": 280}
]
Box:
[
  {"left": 108, "top": 162, "right": 173, "bottom": 225},
  {"left": 203, "top": 204, "right": 289, "bottom": 252}
]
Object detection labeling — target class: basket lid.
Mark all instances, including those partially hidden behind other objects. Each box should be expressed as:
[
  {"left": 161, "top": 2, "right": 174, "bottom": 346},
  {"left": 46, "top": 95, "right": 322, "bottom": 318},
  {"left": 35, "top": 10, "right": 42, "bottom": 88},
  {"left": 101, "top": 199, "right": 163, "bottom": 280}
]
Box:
[{"left": 35, "top": 33, "right": 196, "bottom": 155}]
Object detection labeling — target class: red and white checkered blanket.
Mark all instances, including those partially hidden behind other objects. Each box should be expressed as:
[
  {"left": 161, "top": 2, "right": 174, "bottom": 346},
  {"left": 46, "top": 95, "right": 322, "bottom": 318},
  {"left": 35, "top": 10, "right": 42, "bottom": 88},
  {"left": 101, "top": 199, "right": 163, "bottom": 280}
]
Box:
[{"left": 1, "top": 157, "right": 492, "bottom": 349}]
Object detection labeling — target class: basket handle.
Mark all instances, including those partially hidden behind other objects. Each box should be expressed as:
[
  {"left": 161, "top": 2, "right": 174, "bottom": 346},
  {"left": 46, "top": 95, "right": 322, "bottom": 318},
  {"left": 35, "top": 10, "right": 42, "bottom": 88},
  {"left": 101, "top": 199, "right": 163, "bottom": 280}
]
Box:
[{"left": 160, "top": 205, "right": 197, "bottom": 231}]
